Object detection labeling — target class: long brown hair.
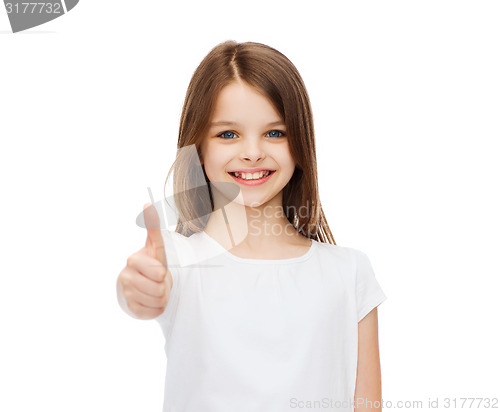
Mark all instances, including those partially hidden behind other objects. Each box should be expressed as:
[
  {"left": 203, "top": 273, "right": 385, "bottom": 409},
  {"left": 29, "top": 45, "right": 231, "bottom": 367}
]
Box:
[{"left": 164, "top": 40, "right": 336, "bottom": 245}]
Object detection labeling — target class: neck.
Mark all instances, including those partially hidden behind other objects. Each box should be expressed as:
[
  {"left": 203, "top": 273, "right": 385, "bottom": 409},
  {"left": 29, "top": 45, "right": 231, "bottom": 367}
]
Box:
[{"left": 204, "top": 188, "right": 299, "bottom": 250}]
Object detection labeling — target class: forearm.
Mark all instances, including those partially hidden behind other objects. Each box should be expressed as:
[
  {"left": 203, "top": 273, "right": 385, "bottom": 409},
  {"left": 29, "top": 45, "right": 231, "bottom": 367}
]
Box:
[{"left": 354, "top": 308, "right": 383, "bottom": 411}]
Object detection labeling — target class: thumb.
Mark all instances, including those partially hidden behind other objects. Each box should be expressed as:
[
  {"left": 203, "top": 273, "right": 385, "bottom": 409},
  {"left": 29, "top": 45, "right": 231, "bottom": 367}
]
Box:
[{"left": 143, "top": 203, "right": 167, "bottom": 268}]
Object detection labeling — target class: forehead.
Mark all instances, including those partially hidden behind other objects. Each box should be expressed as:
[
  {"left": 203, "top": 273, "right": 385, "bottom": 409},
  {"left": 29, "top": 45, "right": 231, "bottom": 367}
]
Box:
[{"left": 210, "top": 81, "right": 283, "bottom": 125}]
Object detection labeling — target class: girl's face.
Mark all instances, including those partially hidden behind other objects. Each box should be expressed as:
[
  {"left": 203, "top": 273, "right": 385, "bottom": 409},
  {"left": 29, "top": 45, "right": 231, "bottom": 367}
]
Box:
[{"left": 201, "top": 80, "right": 296, "bottom": 208}]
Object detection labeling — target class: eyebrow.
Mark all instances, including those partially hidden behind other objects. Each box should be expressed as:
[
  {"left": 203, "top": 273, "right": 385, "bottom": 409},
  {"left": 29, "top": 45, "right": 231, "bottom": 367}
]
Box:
[{"left": 209, "top": 120, "right": 285, "bottom": 127}]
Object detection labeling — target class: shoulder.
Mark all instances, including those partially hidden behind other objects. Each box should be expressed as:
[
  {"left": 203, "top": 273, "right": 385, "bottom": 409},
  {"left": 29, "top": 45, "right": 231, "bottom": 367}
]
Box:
[
  {"left": 314, "top": 241, "right": 363, "bottom": 264},
  {"left": 314, "top": 242, "right": 375, "bottom": 277},
  {"left": 161, "top": 230, "right": 225, "bottom": 268},
  {"left": 160, "top": 230, "right": 200, "bottom": 269}
]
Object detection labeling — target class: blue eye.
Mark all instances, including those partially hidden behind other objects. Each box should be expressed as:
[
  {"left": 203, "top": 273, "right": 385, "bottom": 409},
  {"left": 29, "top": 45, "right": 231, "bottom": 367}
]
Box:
[
  {"left": 216, "top": 129, "right": 286, "bottom": 139},
  {"left": 266, "top": 130, "right": 286, "bottom": 138},
  {"left": 217, "top": 131, "right": 238, "bottom": 139}
]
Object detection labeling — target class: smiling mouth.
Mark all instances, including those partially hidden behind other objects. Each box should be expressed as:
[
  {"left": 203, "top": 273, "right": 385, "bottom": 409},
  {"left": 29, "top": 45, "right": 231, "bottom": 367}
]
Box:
[{"left": 228, "top": 170, "right": 276, "bottom": 180}]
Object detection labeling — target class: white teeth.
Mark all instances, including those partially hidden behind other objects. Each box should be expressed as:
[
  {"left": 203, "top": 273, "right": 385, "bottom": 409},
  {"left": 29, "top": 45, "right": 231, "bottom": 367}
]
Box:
[{"left": 233, "top": 171, "right": 271, "bottom": 180}]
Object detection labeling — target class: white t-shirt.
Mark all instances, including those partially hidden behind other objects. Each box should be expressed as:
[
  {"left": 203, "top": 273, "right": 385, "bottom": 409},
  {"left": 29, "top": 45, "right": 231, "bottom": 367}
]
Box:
[{"left": 154, "top": 230, "right": 387, "bottom": 412}]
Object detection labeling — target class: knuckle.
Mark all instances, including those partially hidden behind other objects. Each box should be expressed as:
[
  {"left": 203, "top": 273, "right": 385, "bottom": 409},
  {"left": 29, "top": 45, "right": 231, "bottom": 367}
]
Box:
[
  {"left": 119, "top": 272, "right": 131, "bottom": 287},
  {"left": 126, "top": 254, "right": 137, "bottom": 268},
  {"left": 158, "top": 267, "right": 167, "bottom": 280},
  {"left": 161, "top": 295, "right": 168, "bottom": 307},
  {"left": 129, "top": 303, "right": 139, "bottom": 314},
  {"left": 124, "top": 270, "right": 139, "bottom": 286}
]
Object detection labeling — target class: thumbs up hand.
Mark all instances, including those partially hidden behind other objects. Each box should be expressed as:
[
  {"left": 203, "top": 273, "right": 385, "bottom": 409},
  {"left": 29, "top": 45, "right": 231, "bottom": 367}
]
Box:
[{"left": 117, "top": 203, "right": 173, "bottom": 320}]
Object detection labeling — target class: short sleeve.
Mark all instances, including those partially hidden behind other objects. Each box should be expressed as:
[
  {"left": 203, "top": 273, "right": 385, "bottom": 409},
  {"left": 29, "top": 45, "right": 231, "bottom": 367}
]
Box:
[{"left": 352, "top": 248, "right": 387, "bottom": 322}]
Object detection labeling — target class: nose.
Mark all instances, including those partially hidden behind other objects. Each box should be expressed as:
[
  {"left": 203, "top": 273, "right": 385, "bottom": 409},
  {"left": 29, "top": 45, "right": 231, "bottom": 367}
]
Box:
[{"left": 241, "top": 138, "right": 265, "bottom": 162}]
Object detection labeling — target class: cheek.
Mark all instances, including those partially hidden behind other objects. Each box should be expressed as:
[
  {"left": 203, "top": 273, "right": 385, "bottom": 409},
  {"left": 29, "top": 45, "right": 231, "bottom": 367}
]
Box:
[
  {"left": 202, "top": 145, "right": 230, "bottom": 177},
  {"left": 273, "top": 148, "right": 296, "bottom": 171}
]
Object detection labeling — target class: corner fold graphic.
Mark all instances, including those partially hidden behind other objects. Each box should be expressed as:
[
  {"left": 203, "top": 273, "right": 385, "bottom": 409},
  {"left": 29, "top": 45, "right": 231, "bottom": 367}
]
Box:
[
  {"left": 4, "top": 0, "right": 80, "bottom": 33},
  {"left": 64, "top": 0, "right": 79, "bottom": 12}
]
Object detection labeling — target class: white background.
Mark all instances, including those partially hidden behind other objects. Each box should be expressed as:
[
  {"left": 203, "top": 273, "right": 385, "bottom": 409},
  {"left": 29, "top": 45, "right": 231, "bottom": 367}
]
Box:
[{"left": 1, "top": 1, "right": 499, "bottom": 411}]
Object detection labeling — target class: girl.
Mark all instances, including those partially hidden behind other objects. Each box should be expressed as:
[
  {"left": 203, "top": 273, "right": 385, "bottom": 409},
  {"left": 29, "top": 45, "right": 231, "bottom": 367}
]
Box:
[{"left": 117, "top": 40, "right": 387, "bottom": 412}]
